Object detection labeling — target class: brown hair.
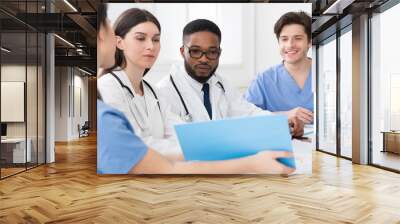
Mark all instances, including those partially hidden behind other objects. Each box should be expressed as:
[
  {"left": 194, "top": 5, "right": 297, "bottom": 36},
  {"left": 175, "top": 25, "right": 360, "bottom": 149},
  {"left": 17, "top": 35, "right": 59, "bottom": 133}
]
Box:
[
  {"left": 97, "top": 4, "right": 107, "bottom": 33},
  {"left": 107, "top": 8, "right": 161, "bottom": 74},
  {"left": 274, "top": 11, "right": 311, "bottom": 42}
]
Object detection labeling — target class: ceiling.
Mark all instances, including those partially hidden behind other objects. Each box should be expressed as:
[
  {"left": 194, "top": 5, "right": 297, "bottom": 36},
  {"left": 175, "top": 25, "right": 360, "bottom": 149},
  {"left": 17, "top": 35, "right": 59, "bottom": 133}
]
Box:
[
  {"left": 310, "top": 0, "right": 391, "bottom": 44},
  {"left": 0, "top": 0, "right": 98, "bottom": 73}
]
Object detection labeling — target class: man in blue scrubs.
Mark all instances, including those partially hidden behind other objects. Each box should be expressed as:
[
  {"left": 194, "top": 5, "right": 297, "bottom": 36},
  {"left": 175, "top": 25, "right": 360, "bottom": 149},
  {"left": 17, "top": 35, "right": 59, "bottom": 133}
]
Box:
[{"left": 246, "top": 11, "right": 313, "bottom": 124}]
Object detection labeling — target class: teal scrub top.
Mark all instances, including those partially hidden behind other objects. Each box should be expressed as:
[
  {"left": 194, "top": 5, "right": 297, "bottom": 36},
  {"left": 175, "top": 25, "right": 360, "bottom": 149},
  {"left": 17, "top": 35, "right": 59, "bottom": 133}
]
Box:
[
  {"left": 245, "top": 63, "right": 313, "bottom": 113},
  {"left": 97, "top": 100, "right": 148, "bottom": 174}
]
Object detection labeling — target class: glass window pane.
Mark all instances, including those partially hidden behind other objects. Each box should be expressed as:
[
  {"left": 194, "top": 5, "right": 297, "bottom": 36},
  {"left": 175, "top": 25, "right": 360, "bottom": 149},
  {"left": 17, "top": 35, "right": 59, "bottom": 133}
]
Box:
[
  {"left": 38, "top": 32, "right": 45, "bottom": 165},
  {"left": 1, "top": 0, "right": 46, "bottom": 179},
  {"left": 318, "top": 37, "right": 337, "bottom": 154},
  {"left": 27, "top": 31, "right": 38, "bottom": 169},
  {"left": 340, "top": 29, "right": 352, "bottom": 158},
  {"left": 371, "top": 3, "right": 400, "bottom": 171},
  {"left": 1, "top": 31, "right": 27, "bottom": 177}
]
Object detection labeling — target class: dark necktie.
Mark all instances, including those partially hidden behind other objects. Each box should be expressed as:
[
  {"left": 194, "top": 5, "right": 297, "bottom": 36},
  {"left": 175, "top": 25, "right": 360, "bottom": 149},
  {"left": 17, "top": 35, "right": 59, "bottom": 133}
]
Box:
[{"left": 202, "top": 83, "right": 212, "bottom": 119}]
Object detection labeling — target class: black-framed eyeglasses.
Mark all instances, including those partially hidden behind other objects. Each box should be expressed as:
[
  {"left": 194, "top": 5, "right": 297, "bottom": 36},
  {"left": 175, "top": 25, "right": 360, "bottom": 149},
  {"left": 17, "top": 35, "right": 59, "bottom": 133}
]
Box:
[{"left": 184, "top": 45, "right": 221, "bottom": 60}]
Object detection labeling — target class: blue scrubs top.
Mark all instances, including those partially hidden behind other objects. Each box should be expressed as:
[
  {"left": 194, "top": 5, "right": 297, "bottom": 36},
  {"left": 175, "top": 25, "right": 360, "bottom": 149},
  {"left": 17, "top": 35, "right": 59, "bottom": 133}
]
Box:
[
  {"left": 245, "top": 63, "right": 313, "bottom": 112},
  {"left": 97, "top": 100, "right": 148, "bottom": 174}
]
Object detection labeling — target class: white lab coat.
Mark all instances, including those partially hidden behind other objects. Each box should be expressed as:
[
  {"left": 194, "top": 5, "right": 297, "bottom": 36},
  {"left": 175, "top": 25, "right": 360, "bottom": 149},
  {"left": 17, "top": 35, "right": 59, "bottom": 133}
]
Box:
[
  {"left": 98, "top": 69, "right": 181, "bottom": 157},
  {"left": 157, "top": 64, "right": 271, "bottom": 123}
]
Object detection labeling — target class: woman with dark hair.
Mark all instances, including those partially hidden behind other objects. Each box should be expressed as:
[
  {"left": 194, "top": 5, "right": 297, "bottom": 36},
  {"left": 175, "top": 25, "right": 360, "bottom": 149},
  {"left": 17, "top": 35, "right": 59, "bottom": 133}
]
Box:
[{"left": 97, "top": 8, "right": 181, "bottom": 158}]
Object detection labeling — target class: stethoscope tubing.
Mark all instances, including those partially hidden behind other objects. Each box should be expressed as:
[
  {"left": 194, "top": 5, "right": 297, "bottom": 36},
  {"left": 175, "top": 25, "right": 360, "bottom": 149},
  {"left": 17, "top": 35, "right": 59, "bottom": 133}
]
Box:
[{"left": 110, "top": 71, "right": 160, "bottom": 110}]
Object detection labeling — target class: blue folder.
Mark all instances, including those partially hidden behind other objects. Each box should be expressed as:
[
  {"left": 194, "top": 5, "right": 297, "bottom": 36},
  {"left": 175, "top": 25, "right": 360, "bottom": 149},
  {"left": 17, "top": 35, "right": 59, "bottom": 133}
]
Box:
[{"left": 174, "top": 115, "right": 295, "bottom": 168}]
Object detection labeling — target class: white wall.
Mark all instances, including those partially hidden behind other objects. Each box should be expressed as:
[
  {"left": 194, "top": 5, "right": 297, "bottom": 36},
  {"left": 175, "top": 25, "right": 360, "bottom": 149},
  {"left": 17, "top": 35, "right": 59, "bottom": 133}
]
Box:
[
  {"left": 55, "top": 66, "right": 68, "bottom": 141},
  {"left": 1, "top": 65, "right": 26, "bottom": 139},
  {"left": 1, "top": 65, "right": 36, "bottom": 138},
  {"left": 54, "top": 67, "right": 89, "bottom": 141},
  {"left": 1, "top": 66, "right": 25, "bottom": 125},
  {"left": 72, "top": 73, "right": 89, "bottom": 137},
  {"left": 1, "top": 64, "right": 46, "bottom": 164},
  {"left": 1, "top": 82, "right": 25, "bottom": 122},
  {"left": 107, "top": 3, "right": 311, "bottom": 91}
]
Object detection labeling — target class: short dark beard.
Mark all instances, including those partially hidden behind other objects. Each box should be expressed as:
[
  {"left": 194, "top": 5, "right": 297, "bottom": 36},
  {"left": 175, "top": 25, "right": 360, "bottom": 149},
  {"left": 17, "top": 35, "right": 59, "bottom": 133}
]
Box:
[{"left": 184, "top": 60, "right": 217, "bottom": 84}]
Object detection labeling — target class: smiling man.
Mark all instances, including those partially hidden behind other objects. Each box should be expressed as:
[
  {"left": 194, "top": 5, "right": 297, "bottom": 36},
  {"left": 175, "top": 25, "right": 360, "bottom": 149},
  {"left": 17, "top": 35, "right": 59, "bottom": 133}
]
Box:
[{"left": 245, "top": 12, "right": 314, "bottom": 124}]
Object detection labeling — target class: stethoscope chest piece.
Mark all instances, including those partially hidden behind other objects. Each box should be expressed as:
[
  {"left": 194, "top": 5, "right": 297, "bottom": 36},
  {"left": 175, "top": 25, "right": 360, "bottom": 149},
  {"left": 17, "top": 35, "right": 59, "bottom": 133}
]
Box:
[{"left": 183, "top": 113, "right": 192, "bottom": 122}]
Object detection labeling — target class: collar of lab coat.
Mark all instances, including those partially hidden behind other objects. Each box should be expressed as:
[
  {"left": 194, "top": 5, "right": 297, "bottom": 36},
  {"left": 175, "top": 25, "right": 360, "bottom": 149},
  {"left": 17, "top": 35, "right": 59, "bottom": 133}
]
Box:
[
  {"left": 168, "top": 64, "right": 226, "bottom": 121},
  {"left": 113, "top": 69, "right": 157, "bottom": 100},
  {"left": 183, "top": 71, "right": 220, "bottom": 96},
  {"left": 177, "top": 65, "right": 220, "bottom": 95}
]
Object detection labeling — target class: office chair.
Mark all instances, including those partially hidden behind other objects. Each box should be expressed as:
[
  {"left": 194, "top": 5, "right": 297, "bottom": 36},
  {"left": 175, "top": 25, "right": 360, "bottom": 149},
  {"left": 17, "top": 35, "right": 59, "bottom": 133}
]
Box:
[{"left": 79, "top": 121, "right": 90, "bottom": 138}]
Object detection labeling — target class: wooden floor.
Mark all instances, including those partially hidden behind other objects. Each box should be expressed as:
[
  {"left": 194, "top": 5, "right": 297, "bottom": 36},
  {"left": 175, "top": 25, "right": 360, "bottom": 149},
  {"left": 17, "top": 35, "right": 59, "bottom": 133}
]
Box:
[{"left": 1, "top": 135, "right": 400, "bottom": 223}]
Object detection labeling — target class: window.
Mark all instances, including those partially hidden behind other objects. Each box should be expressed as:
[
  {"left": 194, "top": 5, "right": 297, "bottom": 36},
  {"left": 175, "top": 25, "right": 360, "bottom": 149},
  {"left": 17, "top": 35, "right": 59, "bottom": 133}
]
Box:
[
  {"left": 317, "top": 36, "right": 337, "bottom": 155},
  {"left": 390, "top": 74, "right": 400, "bottom": 130},
  {"left": 339, "top": 28, "right": 352, "bottom": 158},
  {"left": 370, "top": 2, "right": 400, "bottom": 171},
  {"left": 0, "top": 0, "right": 46, "bottom": 179}
]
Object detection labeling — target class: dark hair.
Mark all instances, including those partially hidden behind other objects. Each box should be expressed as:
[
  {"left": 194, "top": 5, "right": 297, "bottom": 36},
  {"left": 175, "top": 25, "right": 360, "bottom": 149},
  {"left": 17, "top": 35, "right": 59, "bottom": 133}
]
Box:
[
  {"left": 107, "top": 8, "right": 161, "bottom": 74},
  {"left": 182, "top": 19, "right": 221, "bottom": 44},
  {"left": 97, "top": 4, "right": 107, "bottom": 33},
  {"left": 274, "top": 11, "right": 311, "bottom": 42}
]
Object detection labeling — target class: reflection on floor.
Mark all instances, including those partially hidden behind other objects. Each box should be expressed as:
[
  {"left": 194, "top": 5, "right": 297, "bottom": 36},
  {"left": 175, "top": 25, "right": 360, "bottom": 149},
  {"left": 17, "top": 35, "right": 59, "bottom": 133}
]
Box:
[
  {"left": 0, "top": 167, "right": 25, "bottom": 177},
  {"left": 373, "top": 150, "right": 400, "bottom": 171},
  {"left": 0, "top": 162, "right": 42, "bottom": 179}
]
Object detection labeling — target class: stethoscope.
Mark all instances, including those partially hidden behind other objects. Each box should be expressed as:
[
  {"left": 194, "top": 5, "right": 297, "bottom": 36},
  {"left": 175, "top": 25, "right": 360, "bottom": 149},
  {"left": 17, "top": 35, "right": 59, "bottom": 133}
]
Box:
[
  {"left": 169, "top": 75, "right": 225, "bottom": 122},
  {"left": 110, "top": 71, "right": 160, "bottom": 131},
  {"left": 110, "top": 71, "right": 160, "bottom": 110}
]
